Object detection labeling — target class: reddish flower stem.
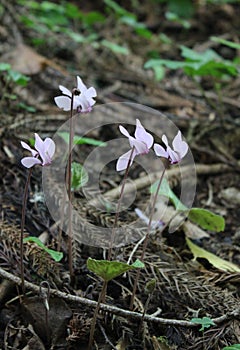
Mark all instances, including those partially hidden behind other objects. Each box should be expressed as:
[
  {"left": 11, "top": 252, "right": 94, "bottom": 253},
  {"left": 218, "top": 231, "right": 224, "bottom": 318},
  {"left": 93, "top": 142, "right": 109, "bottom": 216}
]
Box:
[
  {"left": 20, "top": 167, "right": 33, "bottom": 295},
  {"left": 67, "top": 90, "right": 76, "bottom": 280},
  {"left": 108, "top": 146, "right": 135, "bottom": 261}
]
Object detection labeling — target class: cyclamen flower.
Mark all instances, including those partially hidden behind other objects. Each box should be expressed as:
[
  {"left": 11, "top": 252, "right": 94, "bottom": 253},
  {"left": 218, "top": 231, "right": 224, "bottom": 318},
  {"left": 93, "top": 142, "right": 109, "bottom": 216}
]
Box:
[
  {"left": 116, "top": 119, "right": 153, "bottom": 171},
  {"left": 21, "top": 133, "right": 55, "bottom": 168},
  {"left": 54, "top": 76, "right": 97, "bottom": 113},
  {"left": 154, "top": 131, "right": 188, "bottom": 164}
]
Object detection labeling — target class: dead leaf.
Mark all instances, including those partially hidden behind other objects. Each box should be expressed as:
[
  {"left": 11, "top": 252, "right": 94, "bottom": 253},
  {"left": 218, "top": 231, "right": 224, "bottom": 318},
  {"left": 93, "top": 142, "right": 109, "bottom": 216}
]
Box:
[
  {"left": 2, "top": 43, "right": 68, "bottom": 75},
  {"left": 186, "top": 237, "right": 240, "bottom": 272}
]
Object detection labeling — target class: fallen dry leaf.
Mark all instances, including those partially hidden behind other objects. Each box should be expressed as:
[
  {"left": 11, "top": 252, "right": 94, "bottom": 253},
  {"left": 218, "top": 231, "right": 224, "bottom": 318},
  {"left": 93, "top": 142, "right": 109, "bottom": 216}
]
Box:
[{"left": 186, "top": 237, "right": 240, "bottom": 273}]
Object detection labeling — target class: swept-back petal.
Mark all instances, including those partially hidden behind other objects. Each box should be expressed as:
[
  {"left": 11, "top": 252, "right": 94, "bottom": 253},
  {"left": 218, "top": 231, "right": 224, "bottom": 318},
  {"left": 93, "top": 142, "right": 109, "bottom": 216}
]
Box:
[
  {"left": 154, "top": 143, "right": 168, "bottom": 158},
  {"left": 86, "top": 86, "right": 97, "bottom": 99},
  {"left": 134, "top": 119, "right": 153, "bottom": 149},
  {"left": 162, "top": 135, "right": 169, "bottom": 147},
  {"left": 172, "top": 131, "right": 188, "bottom": 158},
  {"left": 21, "top": 157, "right": 41, "bottom": 168},
  {"left": 116, "top": 149, "right": 136, "bottom": 171},
  {"left": 54, "top": 96, "right": 71, "bottom": 111},
  {"left": 59, "top": 85, "right": 71, "bottom": 97},
  {"left": 44, "top": 138, "right": 55, "bottom": 158},
  {"left": 20, "top": 141, "right": 38, "bottom": 157},
  {"left": 119, "top": 125, "right": 130, "bottom": 138},
  {"left": 34, "top": 133, "right": 44, "bottom": 154},
  {"left": 77, "top": 76, "right": 87, "bottom": 92}
]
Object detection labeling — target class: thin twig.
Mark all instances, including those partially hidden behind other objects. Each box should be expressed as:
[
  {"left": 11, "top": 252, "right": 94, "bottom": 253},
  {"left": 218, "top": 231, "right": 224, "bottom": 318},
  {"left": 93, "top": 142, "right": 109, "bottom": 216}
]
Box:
[{"left": 0, "top": 267, "right": 238, "bottom": 328}]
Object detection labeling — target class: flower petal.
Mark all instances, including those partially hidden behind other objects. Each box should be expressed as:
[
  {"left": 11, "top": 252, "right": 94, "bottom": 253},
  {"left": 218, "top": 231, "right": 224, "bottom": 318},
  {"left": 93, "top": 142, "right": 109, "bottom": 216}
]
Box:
[
  {"left": 172, "top": 131, "right": 188, "bottom": 158},
  {"left": 77, "top": 76, "right": 87, "bottom": 92},
  {"left": 119, "top": 125, "right": 130, "bottom": 138},
  {"left": 59, "top": 85, "right": 71, "bottom": 97},
  {"left": 154, "top": 143, "right": 168, "bottom": 158},
  {"left": 167, "top": 147, "right": 180, "bottom": 164},
  {"left": 116, "top": 149, "right": 136, "bottom": 171},
  {"left": 134, "top": 119, "right": 153, "bottom": 149},
  {"left": 130, "top": 138, "right": 148, "bottom": 155},
  {"left": 21, "top": 141, "right": 38, "bottom": 157},
  {"left": 21, "top": 157, "right": 41, "bottom": 168},
  {"left": 54, "top": 96, "right": 71, "bottom": 111},
  {"left": 162, "top": 135, "right": 169, "bottom": 147},
  {"left": 34, "top": 133, "right": 44, "bottom": 154},
  {"left": 44, "top": 138, "right": 55, "bottom": 159},
  {"left": 86, "top": 86, "right": 97, "bottom": 99}
]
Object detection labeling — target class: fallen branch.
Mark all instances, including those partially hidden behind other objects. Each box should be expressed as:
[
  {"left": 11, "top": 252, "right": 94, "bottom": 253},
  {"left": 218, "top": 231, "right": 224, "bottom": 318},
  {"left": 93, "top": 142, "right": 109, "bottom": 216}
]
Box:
[
  {"left": 0, "top": 267, "right": 238, "bottom": 327},
  {"left": 88, "top": 163, "right": 233, "bottom": 205}
]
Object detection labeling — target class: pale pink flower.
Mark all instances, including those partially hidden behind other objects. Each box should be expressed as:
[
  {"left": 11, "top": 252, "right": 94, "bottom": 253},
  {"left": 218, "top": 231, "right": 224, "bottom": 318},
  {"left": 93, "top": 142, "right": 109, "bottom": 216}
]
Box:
[
  {"left": 154, "top": 131, "right": 188, "bottom": 164},
  {"left": 21, "top": 133, "right": 55, "bottom": 168},
  {"left": 116, "top": 119, "right": 153, "bottom": 171},
  {"left": 54, "top": 76, "right": 97, "bottom": 113}
]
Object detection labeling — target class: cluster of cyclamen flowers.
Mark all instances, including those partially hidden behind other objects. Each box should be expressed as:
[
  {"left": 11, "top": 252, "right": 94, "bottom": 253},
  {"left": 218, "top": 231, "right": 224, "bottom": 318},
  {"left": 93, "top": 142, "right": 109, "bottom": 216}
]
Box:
[
  {"left": 20, "top": 76, "right": 97, "bottom": 168},
  {"left": 20, "top": 75, "right": 188, "bottom": 169},
  {"left": 116, "top": 118, "right": 188, "bottom": 171}
]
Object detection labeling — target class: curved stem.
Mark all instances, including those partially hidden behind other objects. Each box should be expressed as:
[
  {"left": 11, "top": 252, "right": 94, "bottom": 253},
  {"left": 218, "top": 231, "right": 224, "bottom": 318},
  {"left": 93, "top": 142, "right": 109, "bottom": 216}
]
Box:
[
  {"left": 108, "top": 146, "right": 135, "bottom": 261},
  {"left": 20, "top": 168, "right": 33, "bottom": 295},
  {"left": 130, "top": 167, "right": 166, "bottom": 310}
]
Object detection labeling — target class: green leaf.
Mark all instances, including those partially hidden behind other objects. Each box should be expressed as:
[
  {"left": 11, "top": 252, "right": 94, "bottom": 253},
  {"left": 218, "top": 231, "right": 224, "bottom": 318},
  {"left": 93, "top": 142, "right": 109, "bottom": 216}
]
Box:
[
  {"left": 104, "top": 0, "right": 133, "bottom": 18},
  {"left": 71, "top": 162, "right": 89, "bottom": 191},
  {"left": 190, "top": 317, "right": 215, "bottom": 332},
  {"left": 8, "top": 70, "right": 30, "bottom": 86},
  {"left": 58, "top": 132, "right": 106, "bottom": 147},
  {"left": 17, "top": 102, "right": 36, "bottom": 113},
  {"left": 186, "top": 237, "right": 240, "bottom": 273},
  {"left": 145, "top": 278, "right": 156, "bottom": 294},
  {"left": 188, "top": 208, "right": 225, "bottom": 232},
  {"left": 87, "top": 258, "right": 144, "bottom": 281},
  {"left": 150, "top": 178, "right": 187, "bottom": 211},
  {"left": 101, "top": 40, "right": 129, "bottom": 55},
  {"left": 222, "top": 345, "right": 240, "bottom": 350},
  {"left": 0, "top": 63, "right": 11, "bottom": 71},
  {"left": 152, "top": 65, "right": 165, "bottom": 81},
  {"left": 23, "top": 237, "right": 63, "bottom": 262},
  {"left": 211, "top": 36, "right": 240, "bottom": 50}
]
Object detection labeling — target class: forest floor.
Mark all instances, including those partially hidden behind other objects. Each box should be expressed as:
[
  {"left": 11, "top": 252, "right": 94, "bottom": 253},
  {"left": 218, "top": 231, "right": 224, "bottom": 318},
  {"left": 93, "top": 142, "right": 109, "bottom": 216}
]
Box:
[{"left": 0, "top": 1, "right": 240, "bottom": 349}]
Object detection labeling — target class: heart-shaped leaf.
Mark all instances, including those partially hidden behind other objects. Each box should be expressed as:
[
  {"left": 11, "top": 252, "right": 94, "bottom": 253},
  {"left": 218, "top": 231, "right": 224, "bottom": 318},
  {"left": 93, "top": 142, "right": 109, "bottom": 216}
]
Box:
[
  {"left": 87, "top": 258, "right": 144, "bottom": 281},
  {"left": 188, "top": 208, "right": 225, "bottom": 232}
]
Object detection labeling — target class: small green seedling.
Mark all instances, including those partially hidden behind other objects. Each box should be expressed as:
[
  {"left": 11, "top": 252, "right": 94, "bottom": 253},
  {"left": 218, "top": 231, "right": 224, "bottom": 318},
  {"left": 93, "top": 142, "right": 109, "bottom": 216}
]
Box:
[
  {"left": 24, "top": 236, "right": 63, "bottom": 262},
  {"left": 191, "top": 317, "right": 215, "bottom": 332},
  {"left": 87, "top": 258, "right": 144, "bottom": 281},
  {"left": 87, "top": 257, "right": 144, "bottom": 349}
]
